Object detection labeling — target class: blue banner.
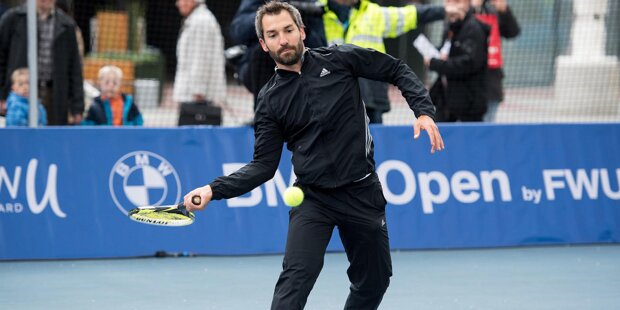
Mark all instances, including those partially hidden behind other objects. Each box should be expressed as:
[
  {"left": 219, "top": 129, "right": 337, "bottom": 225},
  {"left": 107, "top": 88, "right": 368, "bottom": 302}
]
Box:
[{"left": 1, "top": 124, "right": 619, "bottom": 260}]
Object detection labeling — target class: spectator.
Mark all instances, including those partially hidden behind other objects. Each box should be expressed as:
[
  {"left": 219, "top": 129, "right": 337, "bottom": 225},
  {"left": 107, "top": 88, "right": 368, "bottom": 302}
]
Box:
[
  {"left": 6, "top": 68, "right": 47, "bottom": 126},
  {"left": 82, "top": 65, "right": 143, "bottom": 126},
  {"left": 230, "top": 0, "right": 327, "bottom": 109},
  {"left": 0, "top": 0, "right": 84, "bottom": 125},
  {"left": 173, "top": 0, "right": 226, "bottom": 106},
  {"left": 323, "top": 0, "right": 446, "bottom": 124},
  {"left": 472, "top": 0, "right": 520, "bottom": 122},
  {"left": 425, "top": 0, "right": 489, "bottom": 122},
  {"left": 56, "top": 0, "right": 97, "bottom": 112}
]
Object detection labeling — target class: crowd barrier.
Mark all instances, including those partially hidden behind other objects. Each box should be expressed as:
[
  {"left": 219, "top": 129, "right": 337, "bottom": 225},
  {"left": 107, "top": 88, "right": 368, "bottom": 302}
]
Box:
[{"left": 1, "top": 124, "right": 619, "bottom": 260}]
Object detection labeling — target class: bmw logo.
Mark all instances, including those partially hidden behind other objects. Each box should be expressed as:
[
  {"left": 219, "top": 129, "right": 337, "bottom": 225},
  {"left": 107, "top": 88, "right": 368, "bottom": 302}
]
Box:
[{"left": 109, "top": 151, "right": 181, "bottom": 215}]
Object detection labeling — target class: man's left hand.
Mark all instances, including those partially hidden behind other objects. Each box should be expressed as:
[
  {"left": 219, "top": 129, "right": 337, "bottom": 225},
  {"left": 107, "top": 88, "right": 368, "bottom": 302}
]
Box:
[
  {"left": 414, "top": 115, "right": 444, "bottom": 154},
  {"left": 70, "top": 113, "right": 83, "bottom": 124}
]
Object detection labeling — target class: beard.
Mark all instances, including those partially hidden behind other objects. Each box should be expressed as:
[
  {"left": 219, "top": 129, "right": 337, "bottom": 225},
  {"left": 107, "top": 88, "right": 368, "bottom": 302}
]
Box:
[{"left": 269, "top": 40, "right": 304, "bottom": 66}]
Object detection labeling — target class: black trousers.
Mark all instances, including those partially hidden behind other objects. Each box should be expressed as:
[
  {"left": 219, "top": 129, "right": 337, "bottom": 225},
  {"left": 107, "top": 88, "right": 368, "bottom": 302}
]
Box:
[
  {"left": 271, "top": 173, "right": 392, "bottom": 310},
  {"left": 39, "top": 84, "right": 57, "bottom": 125}
]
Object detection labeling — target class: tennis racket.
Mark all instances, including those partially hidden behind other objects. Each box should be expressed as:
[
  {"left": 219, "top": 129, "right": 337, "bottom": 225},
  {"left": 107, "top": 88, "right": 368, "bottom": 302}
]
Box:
[{"left": 128, "top": 195, "right": 201, "bottom": 227}]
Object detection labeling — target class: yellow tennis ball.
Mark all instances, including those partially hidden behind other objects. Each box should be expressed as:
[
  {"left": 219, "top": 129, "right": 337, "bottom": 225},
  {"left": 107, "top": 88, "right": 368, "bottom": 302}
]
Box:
[{"left": 283, "top": 186, "right": 304, "bottom": 207}]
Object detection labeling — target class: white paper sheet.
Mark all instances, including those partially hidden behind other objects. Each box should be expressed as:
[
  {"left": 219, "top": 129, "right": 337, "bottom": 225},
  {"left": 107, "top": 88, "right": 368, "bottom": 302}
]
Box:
[{"left": 413, "top": 34, "right": 440, "bottom": 59}]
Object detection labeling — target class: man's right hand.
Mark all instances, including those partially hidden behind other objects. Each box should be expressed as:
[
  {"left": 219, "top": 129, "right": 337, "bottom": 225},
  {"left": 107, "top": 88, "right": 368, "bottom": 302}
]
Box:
[
  {"left": 490, "top": 0, "right": 508, "bottom": 13},
  {"left": 0, "top": 100, "right": 6, "bottom": 116},
  {"left": 184, "top": 185, "right": 213, "bottom": 212}
]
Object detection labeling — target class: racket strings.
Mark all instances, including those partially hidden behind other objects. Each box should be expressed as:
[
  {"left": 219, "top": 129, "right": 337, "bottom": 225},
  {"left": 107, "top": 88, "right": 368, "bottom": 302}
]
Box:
[
  {"left": 128, "top": 205, "right": 195, "bottom": 226},
  {"left": 140, "top": 209, "right": 189, "bottom": 220}
]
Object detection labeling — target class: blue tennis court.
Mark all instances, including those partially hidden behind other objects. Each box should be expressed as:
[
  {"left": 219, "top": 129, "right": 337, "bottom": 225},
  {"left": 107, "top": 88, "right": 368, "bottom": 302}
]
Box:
[{"left": 2, "top": 245, "right": 618, "bottom": 309}]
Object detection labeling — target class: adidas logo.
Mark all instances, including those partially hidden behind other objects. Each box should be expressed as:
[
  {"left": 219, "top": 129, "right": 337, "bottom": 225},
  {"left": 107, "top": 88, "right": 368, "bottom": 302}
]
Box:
[{"left": 320, "top": 68, "right": 330, "bottom": 77}]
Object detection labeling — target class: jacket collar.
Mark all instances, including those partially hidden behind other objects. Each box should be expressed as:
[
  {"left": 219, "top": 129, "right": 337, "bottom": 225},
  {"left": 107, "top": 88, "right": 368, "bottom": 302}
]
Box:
[{"left": 16, "top": 4, "right": 73, "bottom": 40}]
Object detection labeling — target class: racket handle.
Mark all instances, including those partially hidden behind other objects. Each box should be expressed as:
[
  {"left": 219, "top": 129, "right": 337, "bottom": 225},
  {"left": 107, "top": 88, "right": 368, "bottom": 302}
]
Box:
[{"left": 191, "top": 195, "right": 201, "bottom": 205}]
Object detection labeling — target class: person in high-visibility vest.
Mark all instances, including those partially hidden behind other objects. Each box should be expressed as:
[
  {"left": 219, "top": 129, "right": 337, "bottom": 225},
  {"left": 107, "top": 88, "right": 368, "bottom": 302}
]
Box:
[{"left": 321, "top": 0, "right": 446, "bottom": 123}]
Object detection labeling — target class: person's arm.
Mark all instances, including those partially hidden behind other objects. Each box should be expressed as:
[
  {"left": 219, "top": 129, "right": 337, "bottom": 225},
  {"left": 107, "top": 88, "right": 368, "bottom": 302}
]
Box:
[
  {"left": 335, "top": 44, "right": 444, "bottom": 152},
  {"left": 497, "top": 6, "right": 520, "bottom": 39},
  {"left": 125, "top": 95, "right": 143, "bottom": 126},
  {"left": 415, "top": 4, "right": 446, "bottom": 26},
  {"left": 6, "top": 101, "right": 28, "bottom": 126},
  {"left": 377, "top": 4, "right": 418, "bottom": 38},
  {"left": 184, "top": 94, "right": 285, "bottom": 211},
  {"left": 128, "top": 113, "right": 144, "bottom": 126},
  {"left": 229, "top": 0, "right": 262, "bottom": 45},
  {"left": 80, "top": 100, "right": 101, "bottom": 125},
  {"left": 380, "top": 4, "right": 445, "bottom": 39},
  {"left": 66, "top": 19, "right": 85, "bottom": 123},
  {"left": 429, "top": 29, "right": 488, "bottom": 79}
]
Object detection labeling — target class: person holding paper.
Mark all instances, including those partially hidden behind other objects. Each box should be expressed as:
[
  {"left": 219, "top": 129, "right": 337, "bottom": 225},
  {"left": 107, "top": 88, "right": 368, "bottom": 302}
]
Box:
[{"left": 424, "top": 0, "right": 490, "bottom": 122}]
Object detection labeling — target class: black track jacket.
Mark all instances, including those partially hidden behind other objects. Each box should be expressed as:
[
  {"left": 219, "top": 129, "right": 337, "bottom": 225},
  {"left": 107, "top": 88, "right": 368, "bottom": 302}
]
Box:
[{"left": 210, "top": 44, "right": 434, "bottom": 200}]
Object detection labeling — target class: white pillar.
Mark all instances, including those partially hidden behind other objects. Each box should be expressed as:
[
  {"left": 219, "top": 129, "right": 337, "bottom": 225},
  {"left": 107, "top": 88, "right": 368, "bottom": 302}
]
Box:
[
  {"left": 27, "top": 0, "right": 38, "bottom": 128},
  {"left": 554, "top": 0, "right": 620, "bottom": 116},
  {"left": 570, "top": 0, "right": 607, "bottom": 58}
]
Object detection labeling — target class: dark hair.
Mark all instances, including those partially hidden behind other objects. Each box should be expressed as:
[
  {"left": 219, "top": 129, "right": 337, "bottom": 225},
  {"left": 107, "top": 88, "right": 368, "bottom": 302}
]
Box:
[{"left": 255, "top": 1, "right": 305, "bottom": 40}]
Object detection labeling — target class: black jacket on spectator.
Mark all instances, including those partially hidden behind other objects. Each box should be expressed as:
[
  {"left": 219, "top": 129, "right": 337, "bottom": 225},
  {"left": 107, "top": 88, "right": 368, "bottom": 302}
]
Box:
[
  {"left": 429, "top": 11, "right": 490, "bottom": 122},
  {"left": 0, "top": 5, "right": 84, "bottom": 124}
]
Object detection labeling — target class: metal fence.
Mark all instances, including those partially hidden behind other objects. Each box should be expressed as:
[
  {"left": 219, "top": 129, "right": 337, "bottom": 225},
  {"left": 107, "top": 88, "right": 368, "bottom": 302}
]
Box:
[{"left": 1, "top": 0, "right": 619, "bottom": 127}]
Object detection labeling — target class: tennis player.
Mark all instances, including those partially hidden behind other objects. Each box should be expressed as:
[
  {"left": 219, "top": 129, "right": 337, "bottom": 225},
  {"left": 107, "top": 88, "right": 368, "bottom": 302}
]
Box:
[{"left": 184, "top": 1, "right": 444, "bottom": 309}]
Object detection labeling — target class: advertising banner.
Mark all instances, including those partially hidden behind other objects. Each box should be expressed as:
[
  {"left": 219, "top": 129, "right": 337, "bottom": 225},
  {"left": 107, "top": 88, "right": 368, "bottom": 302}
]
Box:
[{"left": 1, "top": 124, "right": 618, "bottom": 260}]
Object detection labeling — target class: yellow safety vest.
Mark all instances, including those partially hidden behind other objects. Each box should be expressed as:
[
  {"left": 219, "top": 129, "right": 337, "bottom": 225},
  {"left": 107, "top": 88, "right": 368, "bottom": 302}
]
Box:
[{"left": 321, "top": 0, "right": 419, "bottom": 53}]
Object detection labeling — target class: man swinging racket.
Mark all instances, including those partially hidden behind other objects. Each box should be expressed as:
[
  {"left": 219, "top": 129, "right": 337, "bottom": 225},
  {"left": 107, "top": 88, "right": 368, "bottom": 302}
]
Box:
[{"left": 184, "top": 1, "right": 444, "bottom": 309}]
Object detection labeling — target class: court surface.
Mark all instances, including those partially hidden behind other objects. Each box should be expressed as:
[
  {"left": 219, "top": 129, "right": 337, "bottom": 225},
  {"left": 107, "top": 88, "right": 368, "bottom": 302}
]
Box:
[{"left": 1, "top": 245, "right": 619, "bottom": 309}]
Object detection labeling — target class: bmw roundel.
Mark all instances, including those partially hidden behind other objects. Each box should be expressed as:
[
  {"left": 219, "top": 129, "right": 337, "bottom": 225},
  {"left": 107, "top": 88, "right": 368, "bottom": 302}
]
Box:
[{"left": 109, "top": 151, "right": 181, "bottom": 215}]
